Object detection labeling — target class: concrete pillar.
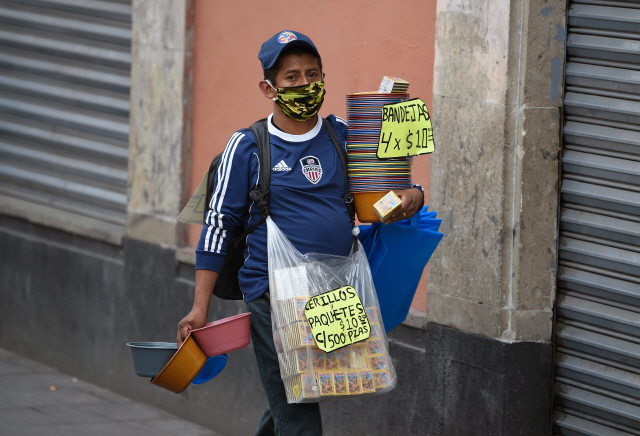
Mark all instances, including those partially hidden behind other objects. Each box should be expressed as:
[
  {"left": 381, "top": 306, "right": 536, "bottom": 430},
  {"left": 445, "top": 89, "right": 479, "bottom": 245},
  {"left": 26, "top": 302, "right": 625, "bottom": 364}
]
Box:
[
  {"left": 426, "top": 0, "right": 565, "bottom": 433},
  {"left": 126, "top": 0, "right": 194, "bottom": 247}
]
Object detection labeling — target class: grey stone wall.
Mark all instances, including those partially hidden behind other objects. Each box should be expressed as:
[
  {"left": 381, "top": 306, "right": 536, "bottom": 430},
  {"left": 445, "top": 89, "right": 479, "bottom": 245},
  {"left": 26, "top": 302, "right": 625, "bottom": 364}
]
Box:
[
  {"left": 428, "top": 0, "right": 566, "bottom": 342},
  {"left": 127, "top": 0, "right": 193, "bottom": 247},
  {"left": 421, "top": 0, "right": 565, "bottom": 432},
  {"left": 424, "top": 323, "right": 553, "bottom": 435}
]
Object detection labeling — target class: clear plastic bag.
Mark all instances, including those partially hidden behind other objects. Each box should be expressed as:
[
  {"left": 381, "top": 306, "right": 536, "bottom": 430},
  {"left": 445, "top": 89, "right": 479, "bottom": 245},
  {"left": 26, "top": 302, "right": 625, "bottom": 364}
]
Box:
[{"left": 267, "top": 216, "right": 396, "bottom": 403}]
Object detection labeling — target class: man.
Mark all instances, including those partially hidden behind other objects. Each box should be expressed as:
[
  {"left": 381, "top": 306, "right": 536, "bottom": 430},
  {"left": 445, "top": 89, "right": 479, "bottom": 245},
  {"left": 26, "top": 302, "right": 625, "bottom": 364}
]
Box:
[{"left": 177, "top": 30, "right": 423, "bottom": 436}]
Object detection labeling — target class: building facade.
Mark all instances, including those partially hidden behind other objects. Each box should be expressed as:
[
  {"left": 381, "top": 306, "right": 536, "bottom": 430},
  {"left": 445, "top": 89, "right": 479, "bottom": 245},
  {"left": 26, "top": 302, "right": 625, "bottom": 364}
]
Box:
[{"left": 2, "top": 0, "right": 639, "bottom": 435}]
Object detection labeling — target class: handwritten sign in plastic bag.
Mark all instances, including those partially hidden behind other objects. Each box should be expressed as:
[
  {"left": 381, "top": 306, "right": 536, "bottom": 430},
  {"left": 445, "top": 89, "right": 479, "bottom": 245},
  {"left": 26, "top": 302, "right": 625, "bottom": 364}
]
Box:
[
  {"left": 304, "top": 286, "right": 371, "bottom": 352},
  {"left": 266, "top": 217, "right": 396, "bottom": 403}
]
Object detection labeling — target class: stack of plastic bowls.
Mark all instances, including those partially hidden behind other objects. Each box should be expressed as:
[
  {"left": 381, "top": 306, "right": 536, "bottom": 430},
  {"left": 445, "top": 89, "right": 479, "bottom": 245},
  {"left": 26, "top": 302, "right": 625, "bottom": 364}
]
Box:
[
  {"left": 126, "top": 312, "right": 251, "bottom": 394},
  {"left": 346, "top": 93, "right": 412, "bottom": 222}
]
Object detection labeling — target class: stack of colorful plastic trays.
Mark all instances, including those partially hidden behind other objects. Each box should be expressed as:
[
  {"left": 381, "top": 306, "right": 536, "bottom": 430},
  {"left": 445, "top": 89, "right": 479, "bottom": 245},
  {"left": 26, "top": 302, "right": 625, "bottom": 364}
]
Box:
[{"left": 346, "top": 93, "right": 411, "bottom": 222}]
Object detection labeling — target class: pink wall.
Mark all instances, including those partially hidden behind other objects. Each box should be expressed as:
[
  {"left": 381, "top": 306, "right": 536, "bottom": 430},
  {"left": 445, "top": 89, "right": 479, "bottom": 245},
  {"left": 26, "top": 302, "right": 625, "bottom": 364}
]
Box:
[{"left": 189, "top": 0, "right": 437, "bottom": 312}]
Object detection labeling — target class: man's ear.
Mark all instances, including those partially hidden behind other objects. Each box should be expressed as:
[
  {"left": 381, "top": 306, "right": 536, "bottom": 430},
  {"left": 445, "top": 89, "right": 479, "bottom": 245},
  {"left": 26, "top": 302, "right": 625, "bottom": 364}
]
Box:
[{"left": 259, "top": 80, "right": 276, "bottom": 100}]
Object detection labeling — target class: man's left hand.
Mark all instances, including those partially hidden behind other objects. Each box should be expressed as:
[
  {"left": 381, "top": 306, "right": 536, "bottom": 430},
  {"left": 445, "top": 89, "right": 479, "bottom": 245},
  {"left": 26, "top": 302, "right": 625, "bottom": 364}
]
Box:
[{"left": 383, "top": 188, "right": 424, "bottom": 225}]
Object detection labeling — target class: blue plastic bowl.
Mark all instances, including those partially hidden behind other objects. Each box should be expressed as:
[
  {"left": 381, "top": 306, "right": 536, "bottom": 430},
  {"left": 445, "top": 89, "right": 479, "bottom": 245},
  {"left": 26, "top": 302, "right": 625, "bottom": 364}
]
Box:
[
  {"left": 191, "top": 354, "right": 227, "bottom": 385},
  {"left": 127, "top": 342, "right": 178, "bottom": 378}
]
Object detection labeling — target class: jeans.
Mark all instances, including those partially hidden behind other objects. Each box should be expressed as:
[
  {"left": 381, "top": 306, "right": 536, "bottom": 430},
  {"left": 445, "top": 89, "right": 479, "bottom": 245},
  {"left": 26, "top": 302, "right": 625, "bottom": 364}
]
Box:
[{"left": 247, "top": 294, "right": 322, "bottom": 436}]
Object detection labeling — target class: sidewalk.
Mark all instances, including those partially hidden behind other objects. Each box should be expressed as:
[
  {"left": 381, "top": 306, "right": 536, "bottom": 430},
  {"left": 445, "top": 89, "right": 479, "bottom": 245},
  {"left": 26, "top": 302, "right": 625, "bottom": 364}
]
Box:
[{"left": 0, "top": 348, "right": 222, "bottom": 436}]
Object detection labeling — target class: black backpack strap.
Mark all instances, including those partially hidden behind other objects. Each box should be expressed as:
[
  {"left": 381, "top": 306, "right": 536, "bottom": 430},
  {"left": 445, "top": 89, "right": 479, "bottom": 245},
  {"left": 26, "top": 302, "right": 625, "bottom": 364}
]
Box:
[
  {"left": 249, "top": 118, "right": 272, "bottom": 208},
  {"left": 229, "top": 119, "right": 271, "bottom": 247},
  {"left": 323, "top": 118, "right": 356, "bottom": 226}
]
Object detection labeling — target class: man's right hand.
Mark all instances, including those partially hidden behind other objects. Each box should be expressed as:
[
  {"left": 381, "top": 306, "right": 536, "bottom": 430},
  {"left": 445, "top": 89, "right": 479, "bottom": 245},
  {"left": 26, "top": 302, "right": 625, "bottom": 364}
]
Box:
[
  {"left": 177, "top": 269, "right": 219, "bottom": 346},
  {"left": 177, "top": 308, "right": 208, "bottom": 346}
]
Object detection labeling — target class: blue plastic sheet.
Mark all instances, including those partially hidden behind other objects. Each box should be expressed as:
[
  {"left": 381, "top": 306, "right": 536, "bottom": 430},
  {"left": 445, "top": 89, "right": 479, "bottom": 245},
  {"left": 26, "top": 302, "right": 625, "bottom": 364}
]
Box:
[{"left": 358, "top": 206, "right": 443, "bottom": 332}]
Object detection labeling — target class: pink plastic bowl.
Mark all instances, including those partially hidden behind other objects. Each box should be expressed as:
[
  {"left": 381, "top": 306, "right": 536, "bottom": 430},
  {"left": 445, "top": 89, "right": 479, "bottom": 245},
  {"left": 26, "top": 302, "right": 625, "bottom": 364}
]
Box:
[{"left": 190, "top": 312, "right": 251, "bottom": 357}]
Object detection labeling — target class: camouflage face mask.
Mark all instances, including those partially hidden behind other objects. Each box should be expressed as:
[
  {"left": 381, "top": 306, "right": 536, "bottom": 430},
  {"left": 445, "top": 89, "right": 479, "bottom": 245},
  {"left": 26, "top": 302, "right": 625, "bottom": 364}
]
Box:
[{"left": 269, "top": 80, "right": 326, "bottom": 122}]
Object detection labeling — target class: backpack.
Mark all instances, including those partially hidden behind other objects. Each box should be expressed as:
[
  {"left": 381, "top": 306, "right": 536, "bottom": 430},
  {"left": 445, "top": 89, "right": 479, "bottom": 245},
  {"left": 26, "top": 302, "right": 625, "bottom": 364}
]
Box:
[{"left": 204, "top": 118, "right": 355, "bottom": 300}]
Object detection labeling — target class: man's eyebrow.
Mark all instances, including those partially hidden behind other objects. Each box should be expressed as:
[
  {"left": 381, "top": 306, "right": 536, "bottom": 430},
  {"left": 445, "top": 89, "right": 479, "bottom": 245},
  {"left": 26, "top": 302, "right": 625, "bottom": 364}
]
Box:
[{"left": 283, "top": 66, "right": 320, "bottom": 74}]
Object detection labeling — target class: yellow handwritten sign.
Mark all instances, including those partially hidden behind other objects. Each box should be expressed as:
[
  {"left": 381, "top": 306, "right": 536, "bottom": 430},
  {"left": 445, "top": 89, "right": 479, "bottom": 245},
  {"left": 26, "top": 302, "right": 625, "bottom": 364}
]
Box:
[
  {"left": 304, "top": 286, "right": 370, "bottom": 353},
  {"left": 377, "top": 98, "right": 435, "bottom": 159},
  {"left": 176, "top": 170, "right": 208, "bottom": 225}
]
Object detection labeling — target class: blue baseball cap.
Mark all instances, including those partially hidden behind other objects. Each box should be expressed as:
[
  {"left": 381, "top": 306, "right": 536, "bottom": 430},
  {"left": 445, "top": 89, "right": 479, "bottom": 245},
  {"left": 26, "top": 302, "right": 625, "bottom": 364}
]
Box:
[{"left": 258, "top": 30, "right": 320, "bottom": 74}]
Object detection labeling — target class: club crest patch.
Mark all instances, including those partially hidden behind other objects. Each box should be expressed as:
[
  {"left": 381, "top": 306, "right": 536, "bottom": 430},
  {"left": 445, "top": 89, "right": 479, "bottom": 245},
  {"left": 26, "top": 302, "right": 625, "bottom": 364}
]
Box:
[
  {"left": 299, "top": 156, "right": 323, "bottom": 184},
  {"left": 278, "top": 31, "right": 297, "bottom": 44}
]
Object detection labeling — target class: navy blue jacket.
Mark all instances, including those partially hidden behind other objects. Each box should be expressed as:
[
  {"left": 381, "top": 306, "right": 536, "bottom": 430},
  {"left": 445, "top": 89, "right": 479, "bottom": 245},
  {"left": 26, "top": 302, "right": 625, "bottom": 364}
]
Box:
[{"left": 196, "top": 114, "right": 353, "bottom": 302}]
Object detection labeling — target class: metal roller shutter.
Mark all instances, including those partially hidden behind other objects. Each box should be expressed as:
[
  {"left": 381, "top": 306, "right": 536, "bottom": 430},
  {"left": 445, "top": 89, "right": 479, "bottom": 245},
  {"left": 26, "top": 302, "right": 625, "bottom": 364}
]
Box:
[
  {"left": 0, "top": 0, "right": 130, "bottom": 228},
  {"left": 555, "top": 1, "right": 640, "bottom": 435}
]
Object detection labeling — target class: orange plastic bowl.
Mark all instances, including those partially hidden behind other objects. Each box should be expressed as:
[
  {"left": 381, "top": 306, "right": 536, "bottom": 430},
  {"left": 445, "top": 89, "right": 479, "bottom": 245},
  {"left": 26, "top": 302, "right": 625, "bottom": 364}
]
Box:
[
  {"left": 190, "top": 313, "right": 251, "bottom": 357},
  {"left": 352, "top": 191, "right": 387, "bottom": 223},
  {"left": 150, "top": 333, "right": 206, "bottom": 394}
]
